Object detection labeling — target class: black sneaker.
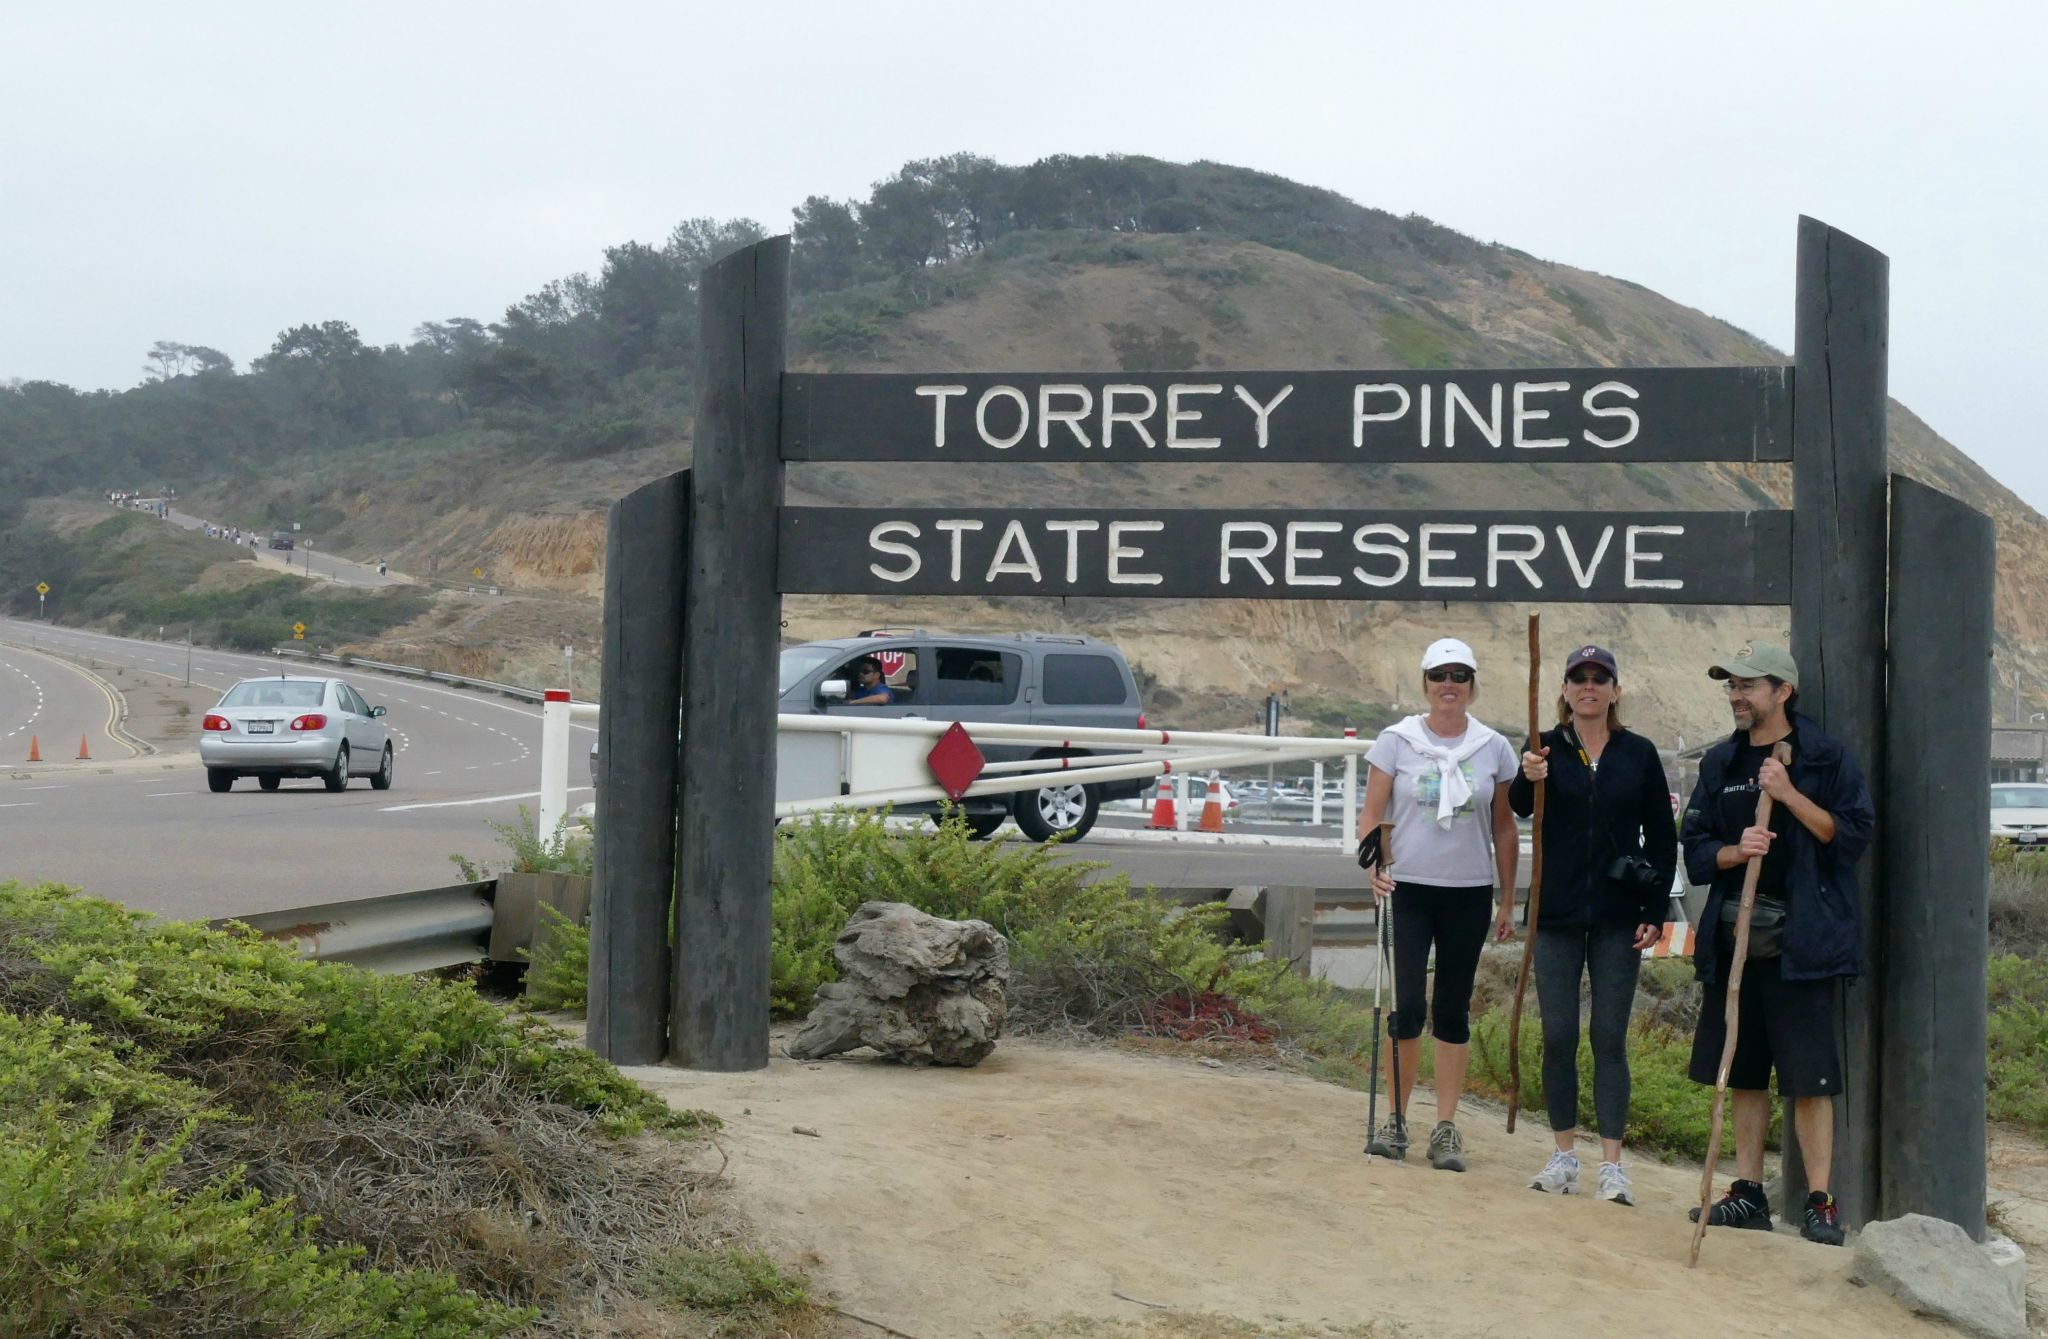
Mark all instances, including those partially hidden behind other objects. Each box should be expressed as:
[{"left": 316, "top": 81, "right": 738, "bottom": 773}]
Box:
[
  {"left": 1687, "top": 1179, "right": 1773, "bottom": 1230},
  {"left": 1364, "top": 1115, "right": 1409, "bottom": 1161},
  {"left": 1801, "top": 1191, "right": 1845, "bottom": 1246}
]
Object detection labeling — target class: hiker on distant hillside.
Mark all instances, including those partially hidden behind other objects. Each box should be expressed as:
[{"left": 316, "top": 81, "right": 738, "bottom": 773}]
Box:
[
  {"left": 1680, "top": 641, "right": 1874, "bottom": 1246},
  {"left": 1508, "top": 645, "right": 1676, "bottom": 1207},
  {"left": 1356, "top": 637, "right": 1520, "bottom": 1171}
]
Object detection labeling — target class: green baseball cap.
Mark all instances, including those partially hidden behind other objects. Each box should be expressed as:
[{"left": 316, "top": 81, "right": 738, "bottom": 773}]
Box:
[{"left": 1707, "top": 640, "right": 1799, "bottom": 687}]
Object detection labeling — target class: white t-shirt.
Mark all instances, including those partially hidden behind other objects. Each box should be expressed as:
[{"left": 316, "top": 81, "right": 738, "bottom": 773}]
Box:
[{"left": 1365, "top": 722, "right": 1518, "bottom": 888}]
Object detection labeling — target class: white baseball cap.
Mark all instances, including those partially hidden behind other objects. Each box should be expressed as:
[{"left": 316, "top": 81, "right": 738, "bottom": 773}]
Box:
[{"left": 1421, "top": 637, "right": 1478, "bottom": 672}]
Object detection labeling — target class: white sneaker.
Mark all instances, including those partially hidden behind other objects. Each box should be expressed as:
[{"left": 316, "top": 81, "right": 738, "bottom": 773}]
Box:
[
  {"left": 1595, "top": 1161, "right": 1634, "bottom": 1206},
  {"left": 1530, "top": 1149, "right": 1580, "bottom": 1194}
]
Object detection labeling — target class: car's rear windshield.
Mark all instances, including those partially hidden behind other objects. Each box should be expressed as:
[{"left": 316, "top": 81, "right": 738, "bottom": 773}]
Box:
[{"left": 221, "top": 681, "right": 325, "bottom": 709}]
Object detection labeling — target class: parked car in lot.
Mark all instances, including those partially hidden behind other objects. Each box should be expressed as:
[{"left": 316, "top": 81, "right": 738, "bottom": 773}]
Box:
[
  {"left": 1992, "top": 783, "right": 2048, "bottom": 846},
  {"left": 593, "top": 630, "right": 1147, "bottom": 842},
  {"left": 200, "top": 675, "right": 392, "bottom": 793}
]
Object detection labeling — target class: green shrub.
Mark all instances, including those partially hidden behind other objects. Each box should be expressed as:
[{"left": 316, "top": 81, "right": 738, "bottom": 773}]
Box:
[
  {"left": 1989, "top": 953, "right": 2048, "bottom": 1136},
  {"left": 523, "top": 903, "right": 590, "bottom": 1013},
  {"left": 450, "top": 806, "right": 590, "bottom": 881},
  {"left": 0, "top": 881, "right": 689, "bottom": 1137},
  {"left": 645, "top": 1246, "right": 807, "bottom": 1310},
  {"left": 0, "top": 1103, "right": 529, "bottom": 1338}
]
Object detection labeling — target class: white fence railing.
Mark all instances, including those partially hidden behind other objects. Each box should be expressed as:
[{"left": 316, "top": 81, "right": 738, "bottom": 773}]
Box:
[{"left": 542, "top": 694, "right": 1371, "bottom": 849}]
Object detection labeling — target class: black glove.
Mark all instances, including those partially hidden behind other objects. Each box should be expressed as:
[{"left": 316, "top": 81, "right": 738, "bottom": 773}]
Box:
[{"left": 1356, "top": 828, "right": 1385, "bottom": 873}]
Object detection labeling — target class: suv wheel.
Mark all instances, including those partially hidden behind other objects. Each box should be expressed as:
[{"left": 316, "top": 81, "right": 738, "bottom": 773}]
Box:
[{"left": 1013, "top": 781, "right": 1099, "bottom": 842}]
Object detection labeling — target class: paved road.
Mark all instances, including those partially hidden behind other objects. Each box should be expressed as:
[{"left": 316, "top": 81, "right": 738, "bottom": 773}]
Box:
[
  {"left": 0, "top": 618, "right": 587, "bottom": 921},
  {"left": 163, "top": 507, "right": 404, "bottom": 588},
  {"left": 0, "top": 618, "right": 1379, "bottom": 925}
]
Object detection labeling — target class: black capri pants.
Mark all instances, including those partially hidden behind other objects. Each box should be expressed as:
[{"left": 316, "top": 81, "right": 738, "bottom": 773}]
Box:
[{"left": 1388, "top": 882, "right": 1494, "bottom": 1045}]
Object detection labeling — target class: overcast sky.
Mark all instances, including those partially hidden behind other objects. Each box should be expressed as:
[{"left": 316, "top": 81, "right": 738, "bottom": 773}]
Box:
[{"left": 4, "top": 2, "right": 2043, "bottom": 509}]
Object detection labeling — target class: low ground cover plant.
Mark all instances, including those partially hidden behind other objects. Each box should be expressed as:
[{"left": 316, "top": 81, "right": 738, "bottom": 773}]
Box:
[{"left": 0, "top": 879, "right": 817, "bottom": 1339}]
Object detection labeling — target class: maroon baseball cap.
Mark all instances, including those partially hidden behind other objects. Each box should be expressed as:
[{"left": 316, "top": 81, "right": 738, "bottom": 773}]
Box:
[{"left": 1564, "top": 644, "right": 1619, "bottom": 678}]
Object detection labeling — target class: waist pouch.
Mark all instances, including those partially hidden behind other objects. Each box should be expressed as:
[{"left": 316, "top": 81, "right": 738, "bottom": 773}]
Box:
[{"left": 1720, "top": 899, "right": 1785, "bottom": 959}]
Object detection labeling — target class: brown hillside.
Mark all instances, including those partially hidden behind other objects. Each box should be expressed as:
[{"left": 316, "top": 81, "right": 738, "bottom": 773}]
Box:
[{"left": 194, "top": 231, "right": 2047, "bottom": 745}]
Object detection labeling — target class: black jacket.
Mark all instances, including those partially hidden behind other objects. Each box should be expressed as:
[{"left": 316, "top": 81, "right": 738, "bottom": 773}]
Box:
[
  {"left": 1507, "top": 726, "right": 1677, "bottom": 929},
  {"left": 1680, "top": 712, "right": 1875, "bottom": 984}
]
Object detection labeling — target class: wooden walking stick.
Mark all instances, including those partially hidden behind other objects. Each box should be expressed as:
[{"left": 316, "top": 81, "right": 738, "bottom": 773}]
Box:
[
  {"left": 1506, "top": 613, "right": 1543, "bottom": 1133},
  {"left": 1689, "top": 739, "right": 1793, "bottom": 1267}
]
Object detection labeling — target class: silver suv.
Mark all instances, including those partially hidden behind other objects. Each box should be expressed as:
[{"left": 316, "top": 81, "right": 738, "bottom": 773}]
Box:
[
  {"left": 784, "top": 631, "right": 1147, "bottom": 842},
  {"left": 592, "top": 631, "right": 1147, "bottom": 842}
]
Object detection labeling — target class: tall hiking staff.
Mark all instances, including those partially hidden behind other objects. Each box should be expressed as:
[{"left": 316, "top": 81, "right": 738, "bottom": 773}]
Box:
[
  {"left": 1689, "top": 739, "right": 1793, "bottom": 1267},
  {"left": 1506, "top": 613, "right": 1543, "bottom": 1132},
  {"left": 1359, "top": 822, "right": 1397, "bottom": 1160}
]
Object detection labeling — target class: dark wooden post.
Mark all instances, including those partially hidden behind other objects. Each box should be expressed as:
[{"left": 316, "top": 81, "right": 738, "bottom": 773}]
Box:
[
  {"left": 1881, "top": 475, "right": 1993, "bottom": 1235},
  {"left": 673, "top": 237, "right": 788, "bottom": 1069},
  {"left": 588, "top": 471, "right": 689, "bottom": 1063},
  {"left": 1788, "top": 216, "right": 1890, "bottom": 1222}
]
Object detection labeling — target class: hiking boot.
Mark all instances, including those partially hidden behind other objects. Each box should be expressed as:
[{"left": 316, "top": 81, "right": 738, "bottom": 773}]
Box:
[
  {"left": 1364, "top": 1115, "right": 1409, "bottom": 1161},
  {"left": 1530, "top": 1149, "right": 1580, "bottom": 1194},
  {"left": 1595, "top": 1161, "right": 1634, "bottom": 1206},
  {"left": 1687, "top": 1178, "right": 1772, "bottom": 1230},
  {"left": 1801, "top": 1191, "right": 1846, "bottom": 1246},
  {"left": 1428, "top": 1120, "right": 1466, "bottom": 1172}
]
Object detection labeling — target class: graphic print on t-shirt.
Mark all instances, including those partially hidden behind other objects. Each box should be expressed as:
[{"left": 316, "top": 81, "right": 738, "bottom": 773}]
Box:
[{"left": 1415, "top": 762, "right": 1479, "bottom": 817}]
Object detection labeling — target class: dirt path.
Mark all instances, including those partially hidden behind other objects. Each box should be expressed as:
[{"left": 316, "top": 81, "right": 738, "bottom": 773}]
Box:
[{"left": 626, "top": 1037, "right": 1956, "bottom": 1339}]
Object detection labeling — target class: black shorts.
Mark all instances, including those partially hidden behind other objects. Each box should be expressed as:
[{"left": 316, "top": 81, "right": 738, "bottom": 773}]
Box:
[{"left": 1688, "top": 925, "right": 1843, "bottom": 1098}]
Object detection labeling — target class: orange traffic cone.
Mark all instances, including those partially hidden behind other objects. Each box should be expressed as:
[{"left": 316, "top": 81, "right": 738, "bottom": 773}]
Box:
[
  {"left": 76, "top": 734, "right": 90, "bottom": 761},
  {"left": 1145, "top": 775, "right": 1177, "bottom": 829},
  {"left": 1199, "top": 776, "right": 1226, "bottom": 833},
  {"left": 26, "top": 735, "right": 40, "bottom": 763}
]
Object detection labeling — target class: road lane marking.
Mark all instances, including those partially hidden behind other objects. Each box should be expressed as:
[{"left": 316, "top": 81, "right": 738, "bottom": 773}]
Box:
[
  {"left": 0, "top": 802, "right": 37, "bottom": 808},
  {"left": 146, "top": 791, "right": 194, "bottom": 797},
  {"left": 379, "top": 787, "right": 590, "bottom": 813}
]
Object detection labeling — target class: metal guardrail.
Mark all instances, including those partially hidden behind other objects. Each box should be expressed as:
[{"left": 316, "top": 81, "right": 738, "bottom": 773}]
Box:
[
  {"left": 269, "top": 646, "right": 548, "bottom": 704},
  {"left": 218, "top": 881, "right": 497, "bottom": 975}
]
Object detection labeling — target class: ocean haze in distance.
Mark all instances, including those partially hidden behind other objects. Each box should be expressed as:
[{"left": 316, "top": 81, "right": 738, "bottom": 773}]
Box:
[{"left": 3, "top": 2, "right": 2043, "bottom": 509}]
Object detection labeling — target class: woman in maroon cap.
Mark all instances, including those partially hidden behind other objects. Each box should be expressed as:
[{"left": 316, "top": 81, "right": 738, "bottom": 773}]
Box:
[{"left": 1507, "top": 645, "right": 1677, "bottom": 1207}]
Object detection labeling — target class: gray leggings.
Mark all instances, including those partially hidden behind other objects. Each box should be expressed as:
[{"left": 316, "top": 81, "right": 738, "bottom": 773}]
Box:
[{"left": 1534, "top": 921, "right": 1642, "bottom": 1141}]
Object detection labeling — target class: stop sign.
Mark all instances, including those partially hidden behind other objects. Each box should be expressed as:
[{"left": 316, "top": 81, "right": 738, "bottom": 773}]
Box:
[{"left": 872, "top": 649, "right": 906, "bottom": 678}]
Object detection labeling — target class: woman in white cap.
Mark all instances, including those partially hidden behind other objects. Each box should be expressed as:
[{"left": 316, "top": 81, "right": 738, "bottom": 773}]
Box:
[
  {"left": 1507, "top": 645, "right": 1677, "bottom": 1207},
  {"left": 1357, "top": 637, "right": 1520, "bottom": 1170}
]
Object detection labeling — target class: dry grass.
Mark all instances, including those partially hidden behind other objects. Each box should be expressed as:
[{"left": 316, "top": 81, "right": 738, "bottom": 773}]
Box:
[{"left": 172, "top": 1072, "right": 731, "bottom": 1329}]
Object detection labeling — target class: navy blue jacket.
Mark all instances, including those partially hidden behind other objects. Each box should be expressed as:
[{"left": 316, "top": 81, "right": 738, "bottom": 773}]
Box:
[
  {"left": 1680, "top": 712, "right": 1875, "bottom": 983},
  {"left": 1507, "top": 726, "right": 1677, "bottom": 929}
]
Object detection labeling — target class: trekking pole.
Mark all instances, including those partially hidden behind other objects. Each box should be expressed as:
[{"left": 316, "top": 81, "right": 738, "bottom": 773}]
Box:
[
  {"left": 1362, "top": 822, "right": 1393, "bottom": 1160},
  {"left": 1689, "top": 739, "right": 1792, "bottom": 1268},
  {"left": 1507, "top": 612, "right": 1543, "bottom": 1132},
  {"left": 1386, "top": 858, "right": 1403, "bottom": 1145}
]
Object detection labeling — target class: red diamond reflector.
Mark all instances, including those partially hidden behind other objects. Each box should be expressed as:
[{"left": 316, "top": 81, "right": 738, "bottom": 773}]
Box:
[{"left": 926, "top": 722, "right": 986, "bottom": 801}]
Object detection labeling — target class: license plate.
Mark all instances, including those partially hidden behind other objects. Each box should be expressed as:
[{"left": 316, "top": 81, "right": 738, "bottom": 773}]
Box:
[{"left": 246, "top": 721, "right": 274, "bottom": 734}]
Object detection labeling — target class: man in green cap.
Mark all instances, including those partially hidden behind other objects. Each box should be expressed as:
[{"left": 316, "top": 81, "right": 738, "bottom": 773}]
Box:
[{"left": 1679, "top": 641, "right": 1875, "bottom": 1246}]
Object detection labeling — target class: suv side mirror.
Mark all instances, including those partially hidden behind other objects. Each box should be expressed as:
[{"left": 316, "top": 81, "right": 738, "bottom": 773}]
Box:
[{"left": 820, "top": 679, "right": 849, "bottom": 700}]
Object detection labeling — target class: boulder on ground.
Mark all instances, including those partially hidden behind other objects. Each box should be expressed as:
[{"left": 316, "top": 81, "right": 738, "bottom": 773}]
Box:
[
  {"left": 787, "top": 902, "right": 1009, "bottom": 1066},
  {"left": 1852, "top": 1213, "right": 2027, "bottom": 1339}
]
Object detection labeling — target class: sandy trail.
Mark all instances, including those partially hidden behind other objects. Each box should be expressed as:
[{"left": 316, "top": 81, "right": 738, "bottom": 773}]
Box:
[{"left": 626, "top": 1036, "right": 1956, "bottom": 1339}]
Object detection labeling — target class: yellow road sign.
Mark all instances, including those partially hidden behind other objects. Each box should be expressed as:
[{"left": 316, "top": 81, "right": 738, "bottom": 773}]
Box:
[
  {"left": 472, "top": 566, "right": 484, "bottom": 578},
  {"left": 293, "top": 631, "right": 305, "bottom": 641},
  {"left": 35, "top": 582, "right": 48, "bottom": 595},
  {"left": 292, "top": 622, "right": 306, "bottom": 635}
]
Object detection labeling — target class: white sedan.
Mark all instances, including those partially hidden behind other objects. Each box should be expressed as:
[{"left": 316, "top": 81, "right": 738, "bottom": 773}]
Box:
[
  {"left": 1992, "top": 783, "right": 2048, "bottom": 847},
  {"left": 200, "top": 675, "right": 393, "bottom": 793}
]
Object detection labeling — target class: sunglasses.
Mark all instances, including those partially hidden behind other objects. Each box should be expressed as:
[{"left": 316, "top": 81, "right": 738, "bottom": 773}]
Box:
[
  {"left": 1566, "top": 669, "right": 1613, "bottom": 686},
  {"left": 1424, "top": 668, "right": 1474, "bottom": 684}
]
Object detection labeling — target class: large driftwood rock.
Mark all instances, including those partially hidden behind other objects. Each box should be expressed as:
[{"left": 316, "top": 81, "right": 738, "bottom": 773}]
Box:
[{"left": 787, "top": 902, "right": 1009, "bottom": 1066}]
